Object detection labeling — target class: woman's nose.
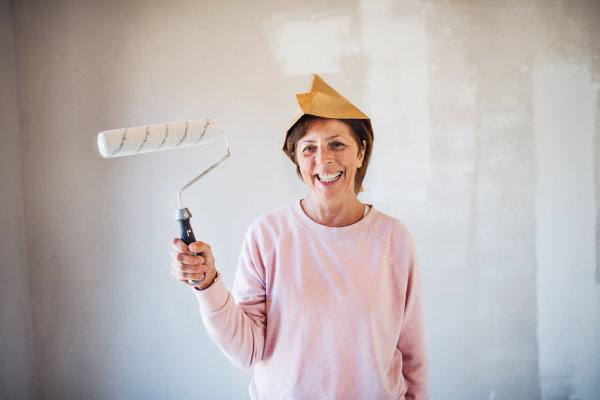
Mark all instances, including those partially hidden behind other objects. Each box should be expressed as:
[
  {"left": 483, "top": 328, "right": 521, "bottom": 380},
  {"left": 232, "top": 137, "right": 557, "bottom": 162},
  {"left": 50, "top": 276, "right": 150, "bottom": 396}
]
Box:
[{"left": 315, "top": 147, "right": 333, "bottom": 165}]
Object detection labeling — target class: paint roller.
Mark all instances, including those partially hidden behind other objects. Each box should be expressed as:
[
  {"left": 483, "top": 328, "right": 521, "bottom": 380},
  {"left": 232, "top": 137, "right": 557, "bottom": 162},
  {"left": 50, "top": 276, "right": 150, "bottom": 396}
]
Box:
[{"left": 98, "top": 119, "right": 230, "bottom": 284}]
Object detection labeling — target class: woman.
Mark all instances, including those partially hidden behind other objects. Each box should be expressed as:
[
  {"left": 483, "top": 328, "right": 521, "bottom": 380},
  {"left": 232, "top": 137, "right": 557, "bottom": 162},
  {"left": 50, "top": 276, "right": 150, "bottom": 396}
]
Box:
[{"left": 170, "top": 75, "right": 429, "bottom": 399}]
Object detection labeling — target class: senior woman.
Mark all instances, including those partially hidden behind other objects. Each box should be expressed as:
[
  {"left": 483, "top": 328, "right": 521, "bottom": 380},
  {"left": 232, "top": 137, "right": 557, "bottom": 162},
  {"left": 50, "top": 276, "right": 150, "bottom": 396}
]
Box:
[{"left": 170, "top": 75, "right": 429, "bottom": 399}]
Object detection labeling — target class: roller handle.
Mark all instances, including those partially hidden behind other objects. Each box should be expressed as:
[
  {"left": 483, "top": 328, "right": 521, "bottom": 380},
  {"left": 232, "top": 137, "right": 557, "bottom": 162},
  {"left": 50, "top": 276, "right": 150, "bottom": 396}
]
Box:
[{"left": 178, "top": 215, "right": 205, "bottom": 285}]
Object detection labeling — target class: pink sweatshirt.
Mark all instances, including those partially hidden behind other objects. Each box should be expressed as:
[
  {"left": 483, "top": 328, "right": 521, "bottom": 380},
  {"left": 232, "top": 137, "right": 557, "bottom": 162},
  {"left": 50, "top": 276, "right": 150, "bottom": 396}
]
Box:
[{"left": 194, "top": 201, "right": 429, "bottom": 399}]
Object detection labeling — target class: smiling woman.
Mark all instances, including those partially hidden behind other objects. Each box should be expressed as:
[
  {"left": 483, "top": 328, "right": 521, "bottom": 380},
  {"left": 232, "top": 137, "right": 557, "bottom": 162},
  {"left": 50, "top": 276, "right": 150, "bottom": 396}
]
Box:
[
  {"left": 284, "top": 115, "right": 373, "bottom": 196},
  {"left": 285, "top": 117, "right": 370, "bottom": 227},
  {"left": 169, "top": 74, "right": 429, "bottom": 400}
]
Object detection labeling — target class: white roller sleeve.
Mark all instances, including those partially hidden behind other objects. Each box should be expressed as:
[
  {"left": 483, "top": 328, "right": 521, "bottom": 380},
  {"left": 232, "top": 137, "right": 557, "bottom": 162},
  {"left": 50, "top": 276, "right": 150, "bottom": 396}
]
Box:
[{"left": 98, "top": 119, "right": 220, "bottom": 158}]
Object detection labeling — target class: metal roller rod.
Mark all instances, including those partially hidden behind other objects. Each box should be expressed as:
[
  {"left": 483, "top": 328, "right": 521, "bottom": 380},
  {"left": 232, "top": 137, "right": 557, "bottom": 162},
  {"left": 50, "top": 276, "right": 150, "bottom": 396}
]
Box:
[{"left": 177, "top": 131, "right": 230, "bottom": 209}]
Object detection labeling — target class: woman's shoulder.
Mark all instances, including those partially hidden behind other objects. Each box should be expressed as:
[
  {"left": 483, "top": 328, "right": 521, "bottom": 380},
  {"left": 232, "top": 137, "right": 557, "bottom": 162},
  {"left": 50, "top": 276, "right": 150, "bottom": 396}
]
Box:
[
  {"left": 251, "top": 203, "right": 298, "bottom": 230},
  {"left": 370, "top": 208, "right": 414, "bottom": 245},
  {"left": 370, "top": 210, "right": 418, "bottom": 273},
  {"left": 244, "top": 203, "right": 300, "bottom": 250}
]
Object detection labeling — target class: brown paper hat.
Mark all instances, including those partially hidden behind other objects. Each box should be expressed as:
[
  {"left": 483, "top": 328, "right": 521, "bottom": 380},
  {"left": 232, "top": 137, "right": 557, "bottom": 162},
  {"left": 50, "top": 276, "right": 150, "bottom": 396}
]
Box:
[{"left": 284, "top": 74, "right": 370, "bottom": 145}]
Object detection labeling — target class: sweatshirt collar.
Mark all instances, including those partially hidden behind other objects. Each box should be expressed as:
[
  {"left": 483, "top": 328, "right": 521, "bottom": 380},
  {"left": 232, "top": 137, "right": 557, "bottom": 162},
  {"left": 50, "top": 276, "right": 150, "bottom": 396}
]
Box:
[{"left": 290, "top": 200, "right": 381, "bottom": 239}]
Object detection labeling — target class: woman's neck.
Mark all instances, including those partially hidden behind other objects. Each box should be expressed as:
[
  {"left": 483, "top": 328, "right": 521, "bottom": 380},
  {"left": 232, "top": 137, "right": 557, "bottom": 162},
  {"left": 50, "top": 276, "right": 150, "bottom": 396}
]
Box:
[{"left": 301, "top": 193, "right": 365, "bottom": 227}]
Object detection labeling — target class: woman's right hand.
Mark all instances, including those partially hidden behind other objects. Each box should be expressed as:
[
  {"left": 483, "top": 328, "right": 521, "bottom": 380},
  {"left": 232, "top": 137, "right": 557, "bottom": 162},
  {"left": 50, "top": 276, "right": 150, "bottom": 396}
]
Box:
[{"left": 170, "top": 239, "right": 218, "bottom": 290}]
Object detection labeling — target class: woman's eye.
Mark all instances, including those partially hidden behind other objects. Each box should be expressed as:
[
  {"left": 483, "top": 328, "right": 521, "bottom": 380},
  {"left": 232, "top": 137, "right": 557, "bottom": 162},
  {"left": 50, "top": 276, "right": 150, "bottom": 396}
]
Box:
[
  {"left": 331, "top": 142, "right": 346, "bottom": 148},
  {"left": 303, "top": 146, "right": 316, "bottom": 153}
]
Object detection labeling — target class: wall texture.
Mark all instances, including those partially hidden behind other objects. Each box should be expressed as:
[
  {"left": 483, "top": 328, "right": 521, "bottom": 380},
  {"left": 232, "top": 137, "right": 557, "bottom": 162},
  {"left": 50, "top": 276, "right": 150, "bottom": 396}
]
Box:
[
  {"left": 0, "top": 0, "right": 36, "bottom": 398},
  {"left": 2, "top": 0, "right": 599, "bottom": 399}
]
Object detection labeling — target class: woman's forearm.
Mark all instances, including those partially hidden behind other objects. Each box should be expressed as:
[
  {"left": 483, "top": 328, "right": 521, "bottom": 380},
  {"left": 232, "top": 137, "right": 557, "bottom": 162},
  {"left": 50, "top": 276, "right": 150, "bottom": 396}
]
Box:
[{"left": 194, "top": 274, "right": 267, "bottom": 370}]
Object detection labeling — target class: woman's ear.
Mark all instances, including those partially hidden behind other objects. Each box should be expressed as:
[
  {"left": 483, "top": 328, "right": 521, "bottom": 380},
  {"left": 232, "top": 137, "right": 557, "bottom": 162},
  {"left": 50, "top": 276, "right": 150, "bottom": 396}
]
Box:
[{"left": 357, "top": 140, "right": 366, "bottom": 168}]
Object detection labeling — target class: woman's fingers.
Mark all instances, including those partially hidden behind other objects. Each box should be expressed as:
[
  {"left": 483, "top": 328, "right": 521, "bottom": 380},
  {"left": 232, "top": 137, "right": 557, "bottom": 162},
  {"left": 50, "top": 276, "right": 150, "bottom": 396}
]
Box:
[
  {"left": 170, "top": 249, "right": 204, "bottom": 266},
  {"left": 170, "top": 238, "right": 216, "bottom": 288},
  {"left": 170, "top": 254, "right": 206, "bottom": 272},
  {"left": 191, "top": 242, "right": 215, "bottom": 266},
  {"left": 172, "top": 239, "right": 214, "bottom": 266},
  {"left": 171, "top": 238, "right": 193, "bottom": 255},
  {"left": 189, "top": 241, "right": 210, "bottom": 256},
  {"left": 170, "top": 262, "right": 207, "bottom": 276},
  {"left": 170, "top": 266, "right": 206, "bottom": 285},
  {"left": 170, "top": 265, "right": 206, "bottom": 280}
]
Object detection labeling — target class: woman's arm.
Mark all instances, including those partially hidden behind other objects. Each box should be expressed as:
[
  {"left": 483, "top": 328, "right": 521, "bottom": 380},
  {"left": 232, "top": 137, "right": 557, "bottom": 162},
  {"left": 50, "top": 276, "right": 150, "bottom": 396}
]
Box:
[
  {"left": 171, "top": 234, "right": 267, "bottom": 370},
  {"left": 397, "top": 236, "right": 430, "bottom": 400}
]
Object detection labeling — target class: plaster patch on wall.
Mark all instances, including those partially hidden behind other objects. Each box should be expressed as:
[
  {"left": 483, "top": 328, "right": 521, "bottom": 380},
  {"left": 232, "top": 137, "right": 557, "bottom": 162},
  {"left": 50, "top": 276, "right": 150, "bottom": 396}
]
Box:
[
  {"left": 262, "top": 6, "right": 361, "bottom": 76},
  {"left": 534, "top": 61, "right": 600, "bottom": 400},
  {"left": 359, "top": 17, "right": 431, "bottom": 203}
]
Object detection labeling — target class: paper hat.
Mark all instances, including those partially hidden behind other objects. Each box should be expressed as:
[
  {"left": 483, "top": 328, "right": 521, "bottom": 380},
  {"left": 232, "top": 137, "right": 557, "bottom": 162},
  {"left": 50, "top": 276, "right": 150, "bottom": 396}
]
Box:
[{"left": 284, "top": 74, "right": 370, "bottom": 146}]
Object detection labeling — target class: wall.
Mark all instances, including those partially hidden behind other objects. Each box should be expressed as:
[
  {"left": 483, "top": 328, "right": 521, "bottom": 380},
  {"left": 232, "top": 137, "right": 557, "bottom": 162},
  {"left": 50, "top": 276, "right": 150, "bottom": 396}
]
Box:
[
  {"left": 0, "top": 0, "right": 36, "bottom": 399},
  {"left": 3, "top": 0, "right": 600, "bottom": 399}
]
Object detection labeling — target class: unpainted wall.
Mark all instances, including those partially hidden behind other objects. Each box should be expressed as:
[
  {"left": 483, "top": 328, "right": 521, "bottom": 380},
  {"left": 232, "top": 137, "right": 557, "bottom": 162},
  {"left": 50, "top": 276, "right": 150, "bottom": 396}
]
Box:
[
  {"left": 3, "top": 0, "right": 600, "bottom": 399},
  {"left": 0, "top": 0, "right": 36, "bottom": 398}
]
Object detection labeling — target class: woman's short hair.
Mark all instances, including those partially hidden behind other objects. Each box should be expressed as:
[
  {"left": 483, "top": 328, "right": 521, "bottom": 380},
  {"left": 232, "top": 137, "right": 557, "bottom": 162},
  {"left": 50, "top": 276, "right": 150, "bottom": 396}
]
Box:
[{"left": 283, "top": 115, "right": 374, "bottom": 195}]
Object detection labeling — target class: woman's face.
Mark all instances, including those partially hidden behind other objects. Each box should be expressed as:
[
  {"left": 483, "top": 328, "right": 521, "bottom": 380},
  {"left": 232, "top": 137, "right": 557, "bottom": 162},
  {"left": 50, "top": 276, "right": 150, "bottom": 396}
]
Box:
[{"left": 296, "top": 118, "right": 365, "bottom": 202}]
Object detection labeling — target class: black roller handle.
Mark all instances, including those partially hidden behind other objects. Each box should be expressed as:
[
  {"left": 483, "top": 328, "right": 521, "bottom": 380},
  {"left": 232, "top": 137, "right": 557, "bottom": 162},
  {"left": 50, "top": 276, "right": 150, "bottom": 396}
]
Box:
[{"left": 175, "top": 208, "right": 205, "bottom": 284}]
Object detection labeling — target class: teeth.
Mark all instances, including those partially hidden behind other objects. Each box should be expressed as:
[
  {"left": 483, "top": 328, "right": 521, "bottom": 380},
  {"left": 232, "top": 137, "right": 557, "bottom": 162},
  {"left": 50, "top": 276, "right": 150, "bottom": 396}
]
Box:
[{"left": 318, "top": 172, "right": 342, "bottom": 183}]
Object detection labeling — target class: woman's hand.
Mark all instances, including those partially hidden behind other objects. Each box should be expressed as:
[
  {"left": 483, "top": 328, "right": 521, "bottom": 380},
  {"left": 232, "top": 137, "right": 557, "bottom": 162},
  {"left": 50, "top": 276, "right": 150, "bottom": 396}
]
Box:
[{"left": 170, "top": 239, "right": 218, "bottom": 291}]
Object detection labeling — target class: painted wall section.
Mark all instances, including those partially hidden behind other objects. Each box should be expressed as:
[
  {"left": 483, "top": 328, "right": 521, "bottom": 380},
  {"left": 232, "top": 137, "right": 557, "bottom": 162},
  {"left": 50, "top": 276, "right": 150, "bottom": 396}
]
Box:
[
  {"left": 534, "top": 62, "right": 600, "bottom": 400},
  {"left": 0, "top": 0, "right": 36, "bottom": 398},
  {"left": 360, "top": 8, "right": 432, "bottom": 204},
  {"left": 262, "top": 4, "right": 361, "bottom": 76}
]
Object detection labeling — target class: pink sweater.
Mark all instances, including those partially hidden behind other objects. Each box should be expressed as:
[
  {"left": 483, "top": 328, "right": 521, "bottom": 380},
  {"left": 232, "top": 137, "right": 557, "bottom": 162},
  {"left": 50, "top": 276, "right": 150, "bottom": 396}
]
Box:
[{"left": 194, "top": 201, "right": 429, "bottom": 399}]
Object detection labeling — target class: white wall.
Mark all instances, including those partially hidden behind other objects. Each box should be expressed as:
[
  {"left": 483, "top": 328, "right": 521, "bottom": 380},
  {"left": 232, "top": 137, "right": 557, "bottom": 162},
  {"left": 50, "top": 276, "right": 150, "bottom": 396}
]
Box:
[
  {"left": 0, "top": 0, "right": 36, "bottom": 398},
  {"left": 3, "top": 0, "right": 600, "bottom": 399}
]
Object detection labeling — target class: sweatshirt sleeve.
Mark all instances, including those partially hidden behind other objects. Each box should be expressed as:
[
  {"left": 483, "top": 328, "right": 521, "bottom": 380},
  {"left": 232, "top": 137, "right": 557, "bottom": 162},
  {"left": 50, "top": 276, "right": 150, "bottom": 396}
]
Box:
[
  {"left": 193, "top": 228, "right": 267, "bottom": 370},
  {"left": 397, "top": 235, "right": 430, "bottom": 400}
]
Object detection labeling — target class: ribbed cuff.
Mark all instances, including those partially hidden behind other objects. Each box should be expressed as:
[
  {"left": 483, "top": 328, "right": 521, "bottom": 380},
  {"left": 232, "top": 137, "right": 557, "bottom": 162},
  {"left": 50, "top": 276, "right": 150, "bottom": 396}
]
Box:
[{"left": 192, "top": 272, "right": 229, "bottom": 313}]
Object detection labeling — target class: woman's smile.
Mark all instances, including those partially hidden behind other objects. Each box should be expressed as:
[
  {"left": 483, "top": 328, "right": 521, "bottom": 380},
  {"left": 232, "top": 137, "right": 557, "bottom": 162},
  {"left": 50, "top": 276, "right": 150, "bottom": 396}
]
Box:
[{"left": 316, "top": 171, "right": 342, "bottom": 184}]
